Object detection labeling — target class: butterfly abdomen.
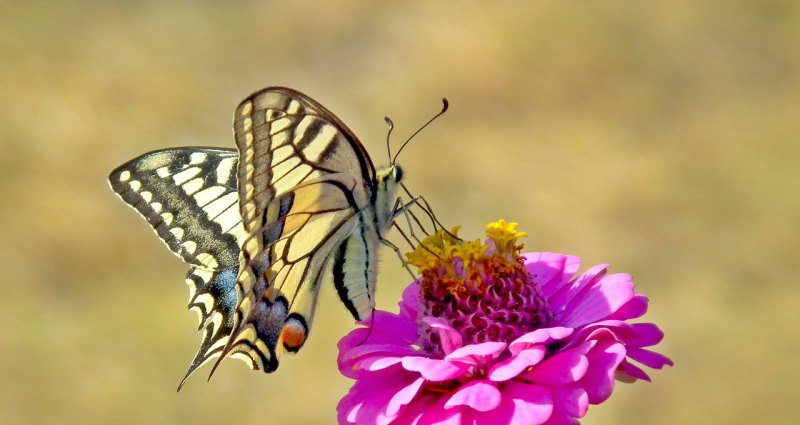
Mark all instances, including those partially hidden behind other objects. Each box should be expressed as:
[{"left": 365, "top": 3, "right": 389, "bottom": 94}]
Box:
[
  {"left": 332, "top": 217, "right": 380, "bottom": 321},
  {"left": 331, "top": 164, "right": 403, "bottom": 322}
]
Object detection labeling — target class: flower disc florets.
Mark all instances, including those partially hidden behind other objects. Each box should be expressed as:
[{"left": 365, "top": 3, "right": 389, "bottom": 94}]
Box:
[{"left": 406, "top": 221, "right": 551, "bottom": 352}]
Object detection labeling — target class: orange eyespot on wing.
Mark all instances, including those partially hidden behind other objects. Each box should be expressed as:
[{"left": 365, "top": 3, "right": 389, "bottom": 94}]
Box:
[{"left": 280, "top": 315, "right": 309, "bottom": 352}]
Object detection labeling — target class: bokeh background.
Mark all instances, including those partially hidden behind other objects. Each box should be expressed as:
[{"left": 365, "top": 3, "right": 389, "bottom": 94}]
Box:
[{"left": 2, "top": 1, "right": 798, "bottom": 424}]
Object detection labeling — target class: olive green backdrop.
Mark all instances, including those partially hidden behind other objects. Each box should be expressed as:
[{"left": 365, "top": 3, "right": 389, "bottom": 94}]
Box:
[{"left": 1, "top": 1, "right": 798, "bottom": 424}]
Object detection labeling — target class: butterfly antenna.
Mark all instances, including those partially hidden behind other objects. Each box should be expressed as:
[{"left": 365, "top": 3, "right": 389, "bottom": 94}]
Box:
[
  {"left": 392, "top": 98, "right": 449, "bottom": 164},
  {"left": 385, "top": 116, "right": 395, "bottom": 163}
]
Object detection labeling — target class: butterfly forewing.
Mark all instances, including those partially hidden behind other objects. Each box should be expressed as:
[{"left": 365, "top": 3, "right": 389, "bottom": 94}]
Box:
[
  {"left": 233, "top": 88, "right": 375, "bottom": 236},
  {"left": 109, "top": 148, "right": 244, "bottom": 268}
]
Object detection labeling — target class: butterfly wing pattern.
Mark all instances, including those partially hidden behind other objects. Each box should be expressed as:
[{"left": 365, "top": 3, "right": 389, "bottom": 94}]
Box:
[
  {"left": 108, "top": 148, "right": 249, "bottom": 384},
  {"left": 109, "top": 87, "right": 404, "bottom": 383}
]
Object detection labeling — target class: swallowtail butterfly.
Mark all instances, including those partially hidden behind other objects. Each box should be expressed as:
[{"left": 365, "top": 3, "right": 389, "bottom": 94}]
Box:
[{"left": 109, "top": 87, "right": 409, "bottom": 387}]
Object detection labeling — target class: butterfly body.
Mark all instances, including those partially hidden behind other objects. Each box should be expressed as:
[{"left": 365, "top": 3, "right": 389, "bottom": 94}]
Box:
[{"left": 109, "top": 87, "right": 403, "bottom": 384}]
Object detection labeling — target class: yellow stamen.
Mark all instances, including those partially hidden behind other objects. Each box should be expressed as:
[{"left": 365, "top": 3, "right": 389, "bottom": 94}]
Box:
[
  {"left": 406, "top": 220, "right": 527, "bottom": 291},
  {"left": 486, "top": 219, "right": 526, "bottom": 258}
]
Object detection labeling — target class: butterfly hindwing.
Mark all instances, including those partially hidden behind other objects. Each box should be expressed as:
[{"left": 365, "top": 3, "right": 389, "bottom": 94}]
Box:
[
  {"left": 180, "top": 266, "right": 238, "bottom": 386},
  {"left": 222, "top": 173, "right": 369, "bottom": 371},
  {"left": 108, "top": 148, "right": 248, "bottom": 384}
]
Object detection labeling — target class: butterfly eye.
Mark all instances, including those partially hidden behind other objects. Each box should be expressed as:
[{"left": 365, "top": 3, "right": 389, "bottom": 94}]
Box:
[{"left": 394, "top": 165, "right": 404, "bottom": 183}]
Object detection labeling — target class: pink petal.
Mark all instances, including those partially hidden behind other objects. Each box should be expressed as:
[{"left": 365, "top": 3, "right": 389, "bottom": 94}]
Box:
[
  {"left": 564, "top": 321, "right": 627, "bottom": 350},
  {"left": 627, "top": 347, "right": 674, "bottom": 369},
  {"left": 488, "top": 347, "right": 546, "bottom": 381},
  {"left": 445, "top": 341, "right": 507, "bottom": 366},
  {"left": 581, "top": 341, "right": 626, "bottom": 403},
  {"left": 509, "top": 327, "right": 573, "bottom": 355},
  {"left": 422, "top": 316, "right": 463, "bottom": 354},
  {"left": 544, "top": 410, "right": 581, "bottom": 425},
  {"left": 547, "top": 264, "right": 608, "bottom": 316},
  {"left": 617, "top": 360, "right": 652, "bottom": 382},
  {"left": 607, "top": 294, "right": 649, "bottom": 321},
  {"left": 337, "top": 372, "right": 417, "bottom": 425},
  {"left": 401, "top": 356, "right": 470, "bottom": 381},
  {"left": 393, "top": 395, "right": 435, "bottom": 425},
  {"left": 503, "top": 381, "right": 554, "bottom": 424},
  {"left": 386, "top": 377, "right": 426, "bottom": 416},
  {"left": 524, "top": 343, "right": 592, "bottom": 386},
  {"left": 552, "top": 385, "right": 588, "bottom": 418},
  {"left": 356, "top": 356, "right": 404, "bottom": 372},
  {"left": 569, "top": 320, "right": 670, "bottom": 369},
  {"left": 557, "top": 272, "right": 635, "bottom": 328},
  {"left": 370, "top": 310, "right": 420, "bottom": 343},
  {"left": 341, "top": 401, "right": 361, "bottom": 424},
  {"left": 340, "top": 343, "right": 415, "bottom": 379},
  {"left": 399, "top": 280, "right": 422, "bottom": 320},
  {"left": 342, "top": 343, "right": 421, "bottom": 363},
  {"left": 340, "top": 311, "right": 417, "bottom": 350},
  {"left": 445, "top": 380, "right": 502, "bottom": 412},
  {"left": 627, "top": 322, "right": 667, "bottom": 347},
  {"left": 416, "top": 395, "right": 464, "bottom": 425},
  {"left": 393, "top": 400, "right": 426, "bottom": 425},
  {"left": 342, "top": 351, "right": 412, "bottom": 379},
  {"left": 523, "top": 253, "right": 577, "bottom": 296}
]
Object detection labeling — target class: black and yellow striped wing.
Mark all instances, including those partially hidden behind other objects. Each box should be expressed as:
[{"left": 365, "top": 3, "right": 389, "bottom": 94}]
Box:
[
  {"left": 215, "top": 87, "right": 378, "bottom": 372},
  {"left": 108, "top": 148, "right": 247, "bottom": 386}
]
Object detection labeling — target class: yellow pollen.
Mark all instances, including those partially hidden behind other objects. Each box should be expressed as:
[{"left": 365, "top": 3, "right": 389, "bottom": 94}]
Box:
[
  {"left": 405, "top": 220, "right": 528, "bottom": 293},
  {"left": 486, "top": 219, "right": 526, "bottom": 258}
]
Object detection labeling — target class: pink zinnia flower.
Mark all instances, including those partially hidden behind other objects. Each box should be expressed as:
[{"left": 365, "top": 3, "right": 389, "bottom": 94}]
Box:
[{"left": 337, "top": 221, "right": 672, "bottom": 424}]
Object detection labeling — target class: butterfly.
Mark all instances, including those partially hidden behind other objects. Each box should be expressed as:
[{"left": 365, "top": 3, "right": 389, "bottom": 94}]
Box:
[{"left": 109, "top": 87, "right": 419, "bottom": 387}]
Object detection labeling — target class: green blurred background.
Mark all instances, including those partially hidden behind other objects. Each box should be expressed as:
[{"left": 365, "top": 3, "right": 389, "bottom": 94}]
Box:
[{"left": 2, "top": 1, "right": 798, "bottom": 424}]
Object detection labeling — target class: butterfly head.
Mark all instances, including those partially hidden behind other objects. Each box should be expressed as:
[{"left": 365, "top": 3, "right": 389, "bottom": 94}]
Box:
[
  {"left": 375, "top": 164, "right": 404, "bottom": 196},
  {"left": 390, "top": 164, "right": 403, "bottom": 184},
  {"left": 374, "top": 164, "right": 404, "bottom": 230}
]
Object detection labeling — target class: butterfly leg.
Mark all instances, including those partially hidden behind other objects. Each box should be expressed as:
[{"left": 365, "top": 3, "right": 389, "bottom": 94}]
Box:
[
  {"left": 391, "top": 196, "right": 448, "bottom": 261},
  {"left": 394, "top": 195, "right": 461, "bottom": 247},
  {"left": 392, "top": 196, "right": 430, "bottom": 238},
  {"left": 398, "top": 186, "right": 461, "bottom": 242},
  {"left": 380, "top": 234, "right": 417, "bottom": 280}
]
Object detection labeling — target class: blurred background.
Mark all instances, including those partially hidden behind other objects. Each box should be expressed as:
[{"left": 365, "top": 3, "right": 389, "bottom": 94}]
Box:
[{"left": 1, "top": 1, "right": 798, "bottom": 424}]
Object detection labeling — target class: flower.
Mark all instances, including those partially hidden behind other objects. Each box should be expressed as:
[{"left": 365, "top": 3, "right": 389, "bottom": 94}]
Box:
[{"left": 337, "top": 221, "right": 672, "bottom": 424}]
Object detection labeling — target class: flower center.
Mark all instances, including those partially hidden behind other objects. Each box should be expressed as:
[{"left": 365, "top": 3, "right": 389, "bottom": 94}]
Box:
[{"left": 406, "top": 220, "right": 551, "bottom": 352}]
